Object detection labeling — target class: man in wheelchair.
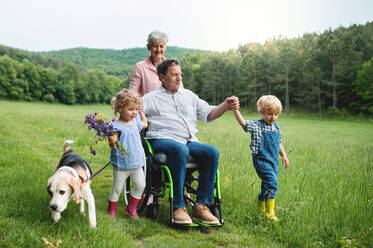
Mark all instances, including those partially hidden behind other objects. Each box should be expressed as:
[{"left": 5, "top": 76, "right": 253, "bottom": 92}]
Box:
[{"left": 142, "top": 59, "right": 239, "bottom": 225}]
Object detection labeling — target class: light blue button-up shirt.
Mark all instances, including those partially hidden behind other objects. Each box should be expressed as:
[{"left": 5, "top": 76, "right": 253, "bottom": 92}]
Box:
[
  {"left": 143, "top": 86, "right": 215, "bottom": 144},
  {"left": 110, "top": 114, "right": 145, "bottom": 170}
]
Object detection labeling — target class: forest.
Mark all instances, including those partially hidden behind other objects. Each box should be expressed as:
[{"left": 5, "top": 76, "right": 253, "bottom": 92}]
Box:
[
  {"left": 0, "top": 21, "right": 372, "bottom": 116},
  {"left": 0, "top": 45, "right": 201, "bottom": 104},
  {"left": 180, "top": 22, "right": 373, "bottom": 116}
]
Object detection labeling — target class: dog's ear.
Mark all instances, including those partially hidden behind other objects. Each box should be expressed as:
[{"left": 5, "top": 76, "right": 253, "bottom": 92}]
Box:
[
  {"left": 69, "top": 177, "right": 83, "bottom": 204},
  {"left": 47, "top": 178, "right": 53, "bottom": 197},
  {"left": 47, "top": 184, "right": 52, "bottom": 197}
]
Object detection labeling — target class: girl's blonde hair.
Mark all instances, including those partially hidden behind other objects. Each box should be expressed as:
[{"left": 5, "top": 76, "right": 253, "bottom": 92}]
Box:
[
  {"left": 111, "top": 89, "right": 142, "bottom": 116},
  {"left": 257, "top": 95, "right": 282, "bottom": 114}
]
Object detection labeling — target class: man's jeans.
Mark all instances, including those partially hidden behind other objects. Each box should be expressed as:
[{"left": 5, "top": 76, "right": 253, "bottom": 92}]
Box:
[{"left": 150, "top": 139, "right": 219, "bottom": 208}]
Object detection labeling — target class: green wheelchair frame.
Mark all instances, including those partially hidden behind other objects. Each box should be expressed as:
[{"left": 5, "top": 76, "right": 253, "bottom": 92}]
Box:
[{"left": 135, "top": 138, "right": 224, "bottom": 227}]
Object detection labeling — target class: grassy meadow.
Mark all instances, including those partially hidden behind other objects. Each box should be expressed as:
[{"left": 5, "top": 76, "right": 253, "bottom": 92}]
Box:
[{"left": 0, "top": 100, "right": 372, "bottom": 248}]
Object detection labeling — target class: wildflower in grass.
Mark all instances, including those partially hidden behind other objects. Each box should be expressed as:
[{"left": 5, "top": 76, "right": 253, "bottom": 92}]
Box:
[
  {"left": 338, "top": 237, "right": 358, "bottom": 247},
  {"left": 42, "top": 237, "right": 62, "bottom": 248},
  {"left": 84, "top": 112, "right": 128, "bottom": 156}
]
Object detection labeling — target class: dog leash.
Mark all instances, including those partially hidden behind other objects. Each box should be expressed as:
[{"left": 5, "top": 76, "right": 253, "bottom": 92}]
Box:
[{"left": 90, "top": 161, "right": 111, "bottom": 180}]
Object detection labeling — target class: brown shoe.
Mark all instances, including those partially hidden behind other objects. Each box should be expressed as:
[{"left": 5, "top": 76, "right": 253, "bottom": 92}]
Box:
[
  {"left": 192, "top": 204, "right": 219, "bottom": 224},
  {"left": 173, "top": 208, "right": 192, "bottom": 224}
]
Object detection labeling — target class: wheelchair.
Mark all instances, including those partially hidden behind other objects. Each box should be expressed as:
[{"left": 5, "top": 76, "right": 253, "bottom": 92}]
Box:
[{"left": 124, "top": 138, "right": 224, "bottom": 227}]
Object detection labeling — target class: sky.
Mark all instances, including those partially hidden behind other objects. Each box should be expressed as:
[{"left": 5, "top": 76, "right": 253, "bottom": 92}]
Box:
[{"left": 1, "top": 0, "right": 373, "bottom": 52}]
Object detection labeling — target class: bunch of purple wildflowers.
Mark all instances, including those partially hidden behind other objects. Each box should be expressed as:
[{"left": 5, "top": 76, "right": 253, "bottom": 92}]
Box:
[{"left": 84, "top": 112, "right": 128, "bottom": 156}]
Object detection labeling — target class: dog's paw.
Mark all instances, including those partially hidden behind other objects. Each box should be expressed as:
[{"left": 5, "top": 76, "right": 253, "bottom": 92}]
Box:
[
  {"left": 90, "top": 220, "right": 97, "bottom": 228},
  {"left": 51, "top": 211, "right": 61, "bottom": 222},
  {"left": 65, "top": 140, "right": 74, "bottom": 145}
]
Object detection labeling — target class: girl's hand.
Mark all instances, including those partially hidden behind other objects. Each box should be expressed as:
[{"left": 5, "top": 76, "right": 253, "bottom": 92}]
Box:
[{"left": 109, "top": 133, "right": 118, "bottom": 149}]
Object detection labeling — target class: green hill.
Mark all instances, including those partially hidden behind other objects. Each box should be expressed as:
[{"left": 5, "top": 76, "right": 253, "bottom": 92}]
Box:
[
  {"left": 42, "top": 46, "right": 207, "bottom": 78},
  {"left": 0, "top": 44, "right": 73, "bottom": 71},
  {"left": 0, "top": 44, "right": 207, "bottom": 104}
]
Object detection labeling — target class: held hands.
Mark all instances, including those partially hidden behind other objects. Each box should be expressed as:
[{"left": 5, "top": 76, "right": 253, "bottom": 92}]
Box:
[
  {"left": 225, "top": 96, "right": 240, "bottom": 110},
  {"left": 208, "top": 96, "right": 240, "bottom": 121}
]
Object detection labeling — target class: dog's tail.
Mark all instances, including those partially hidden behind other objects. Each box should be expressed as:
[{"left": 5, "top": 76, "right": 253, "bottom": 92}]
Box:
[{"left": 63, "top": 140, "right": 74, "bottom": 152}]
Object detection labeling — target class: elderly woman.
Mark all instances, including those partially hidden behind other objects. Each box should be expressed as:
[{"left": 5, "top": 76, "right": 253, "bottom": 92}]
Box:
[{"left": 129, "top": 31, "right": 183, "bottom": 96}]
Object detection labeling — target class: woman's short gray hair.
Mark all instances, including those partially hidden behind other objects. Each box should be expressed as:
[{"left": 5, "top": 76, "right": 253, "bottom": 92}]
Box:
[{"left": 147, "top": 31, "right": 169, "bottom": 46}]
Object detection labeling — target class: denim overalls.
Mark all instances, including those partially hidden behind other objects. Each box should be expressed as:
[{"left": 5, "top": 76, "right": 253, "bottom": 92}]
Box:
[{"left": 252, "top": 120, "right": 281, "bottom": 201}]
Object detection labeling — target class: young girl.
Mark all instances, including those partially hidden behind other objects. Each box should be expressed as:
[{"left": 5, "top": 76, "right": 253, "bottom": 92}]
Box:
[
  {"left": 232, "top": 95, "right": 290, "bottom": 222},
  {"left": 107, "top": 89, "right": 147, "bottom": 219}
]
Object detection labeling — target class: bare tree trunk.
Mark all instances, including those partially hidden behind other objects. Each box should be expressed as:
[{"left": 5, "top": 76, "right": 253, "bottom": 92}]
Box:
[
  {"left": 268, "top": 63, "right": 272, "bottom": 94},
  {"left": 253, "top": 71, "right": 257, "bottom": 112},
  {"left": 285, "top": 63, "right": 289, "bottom": 113},
  {"left": 212, "top": 82, "right": 216, "bottom": 105},
  {"left": 246, "top": 81, "right": 250, "bottom": 108},
  {"left": 332, "top": 59, "right": 337, "bottom": 109},
  {"left": 269, "top": 81, "right": 272, "bottom": 95},
  {"left": 212, "top": 65, "right": 217, "bottom": 105},
  {"left": 318, "top": 77, "right": 322, "bottom": 117},
  {"left": 228, "top": 74, "right": 232, "bottom": 96}
]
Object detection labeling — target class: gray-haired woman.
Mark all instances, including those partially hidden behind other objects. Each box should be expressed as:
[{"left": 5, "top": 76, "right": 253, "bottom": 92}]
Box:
[{"left": 129, "top": 31, "right": 183, "bottom": 96}]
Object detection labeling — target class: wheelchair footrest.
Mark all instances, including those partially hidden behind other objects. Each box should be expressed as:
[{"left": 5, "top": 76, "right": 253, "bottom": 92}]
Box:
[
  {"left": 192, "top": 220, "right": 224, "bottom": 227},
  {"left": 172, "top": 222, "right": 199, "bottom": 227}
]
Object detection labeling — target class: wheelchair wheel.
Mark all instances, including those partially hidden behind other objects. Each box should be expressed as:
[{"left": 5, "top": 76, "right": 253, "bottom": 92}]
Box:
[
  {"left": 209, "top": 205, "right": 220, "bottom": 218},
  {"left": 146, "top": 203, "right": 158, "bottom": 219},
  {"left": 123, "top": 179, "right": 131, "bottom": 205}
]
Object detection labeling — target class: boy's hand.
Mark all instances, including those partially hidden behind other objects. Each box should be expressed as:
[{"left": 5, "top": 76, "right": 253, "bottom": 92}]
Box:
[
  {"left": 225, "top": 96, "right": 240, "bottom": 110},
  {"left": 282, "top": 155, "right": 290, "bottom": 169}
]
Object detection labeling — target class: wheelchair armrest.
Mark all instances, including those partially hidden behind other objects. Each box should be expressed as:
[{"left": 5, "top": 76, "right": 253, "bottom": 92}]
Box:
[
  {"left": 142, "top": 137, "right": 197, "bottom": 168},
  {"left": 153, "top": 153, "right": 168, "bottom": 164}
]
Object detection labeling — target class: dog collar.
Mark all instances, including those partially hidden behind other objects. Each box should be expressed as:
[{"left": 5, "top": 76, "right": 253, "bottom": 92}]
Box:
[
  {"left": 56, "top": 166, "right": 90, "bottom": 184},
  {"left": 83, "top": 162, "right": 92, "bottom": 183},
  {"left": 56, "top": 166, "right": 79, "bottom": 179}
]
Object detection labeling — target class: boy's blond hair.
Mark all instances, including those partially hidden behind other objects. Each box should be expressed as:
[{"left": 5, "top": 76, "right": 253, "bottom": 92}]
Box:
[
  {"left": 257, "top": 95, "right": 282, "bottom": 114},
  {"left": 111, "top": 89, "right": 142, "bottom": 116}
]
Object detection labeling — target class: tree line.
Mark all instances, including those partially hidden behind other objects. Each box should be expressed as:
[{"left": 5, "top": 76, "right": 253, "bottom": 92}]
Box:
[
  {"left": 1, "top": 22, "right": 372, "bottom": 115},
  {"left": 43, "top": 46, "right": 206, "bottom": 78},
  {"left": 180, "top": 22, "right": 373, "bottom": 116},
  {"left": 0, "top": 54, "right": 123, "bottom": 104},
  {"left": 0, "top": 44, "right": 203, "bottom": 105}
]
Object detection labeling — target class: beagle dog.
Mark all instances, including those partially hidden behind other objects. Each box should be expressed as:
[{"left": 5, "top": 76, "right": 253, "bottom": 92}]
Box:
[{"left": 47, "top": 140, "right": 96, "bottom": 228}]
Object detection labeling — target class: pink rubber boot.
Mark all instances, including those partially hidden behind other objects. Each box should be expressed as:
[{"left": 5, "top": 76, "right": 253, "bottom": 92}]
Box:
[
  {"left": 124, "top": 196, "right": 141, "bottom": 219},
  {"left": 108, "top": 200, "right": 118, "bottom": 219}
]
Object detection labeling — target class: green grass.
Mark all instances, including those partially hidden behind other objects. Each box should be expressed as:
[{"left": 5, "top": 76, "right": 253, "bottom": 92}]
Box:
[{"left": 0, "top": 100, "right": 372, "bottom": 248}]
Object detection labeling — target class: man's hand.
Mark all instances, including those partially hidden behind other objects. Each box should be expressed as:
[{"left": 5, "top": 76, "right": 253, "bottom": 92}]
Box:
[
  {"left": 225, "top": 96, "right": 240, "bottom": 110},
  {"left": 207, "top": 96, "right": 240, "bottom": 122}
]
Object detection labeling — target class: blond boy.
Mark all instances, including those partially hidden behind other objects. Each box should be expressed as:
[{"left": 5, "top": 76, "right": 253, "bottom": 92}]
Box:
[{"left": 232, "top": 95, "right": 290, "bottom": 221}]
